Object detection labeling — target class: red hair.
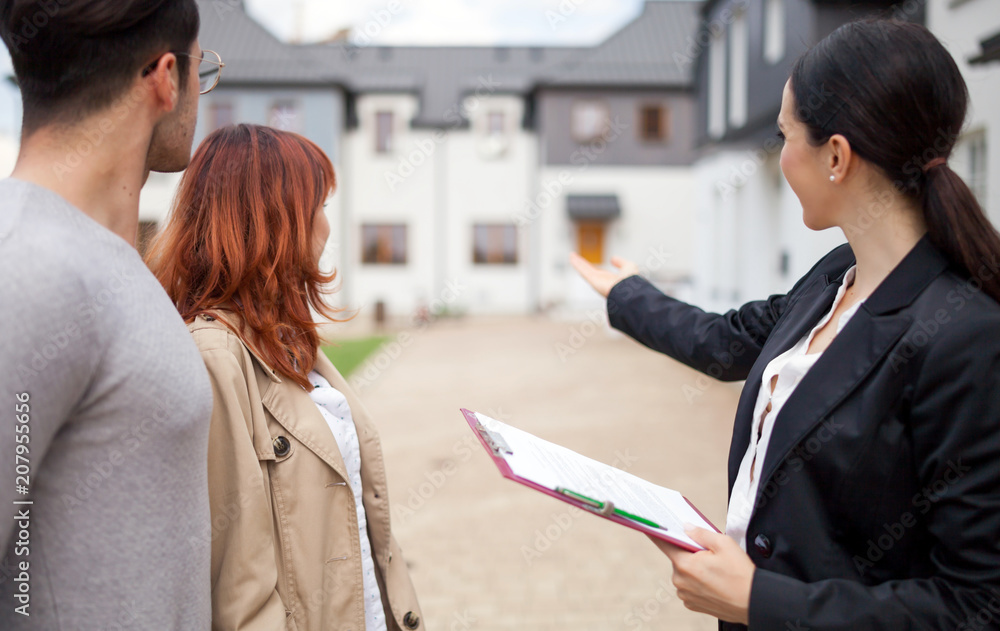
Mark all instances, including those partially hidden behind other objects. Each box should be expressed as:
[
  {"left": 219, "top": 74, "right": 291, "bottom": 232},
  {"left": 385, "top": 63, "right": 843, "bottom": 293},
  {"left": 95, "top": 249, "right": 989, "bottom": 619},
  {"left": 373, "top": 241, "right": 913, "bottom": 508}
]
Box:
[{"left": 146, "top": 123, "right": 345, "bottom": 390}]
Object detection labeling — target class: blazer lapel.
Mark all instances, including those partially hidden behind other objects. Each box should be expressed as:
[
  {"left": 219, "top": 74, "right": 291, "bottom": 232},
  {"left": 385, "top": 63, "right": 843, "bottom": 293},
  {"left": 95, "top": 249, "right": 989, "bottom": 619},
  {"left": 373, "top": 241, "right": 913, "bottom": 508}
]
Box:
[
  {"left": 727, "top": 274, "right": 841, "bottom": 491},
  {"left": 753, "top": 235, "right": 950, "bottom": 503},
  {"left": 754, "top": 308, "right": 911, "bottom": 498}
]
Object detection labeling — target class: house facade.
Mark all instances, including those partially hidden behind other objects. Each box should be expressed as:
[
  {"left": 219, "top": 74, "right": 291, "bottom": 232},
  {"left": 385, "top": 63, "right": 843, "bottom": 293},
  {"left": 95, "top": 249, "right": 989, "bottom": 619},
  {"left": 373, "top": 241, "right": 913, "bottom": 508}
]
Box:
[
  {"left": 144, "top": 0, "right": 703, "bottom": 319},
  {"left": 134, "top": 0, "right": 993, "bottom": 320},
  {"left": 928, "top": 0, "right": 999, "bottom": 229},
  {"left": 533, "top": 6, "right": 701, "bottom": 313}
]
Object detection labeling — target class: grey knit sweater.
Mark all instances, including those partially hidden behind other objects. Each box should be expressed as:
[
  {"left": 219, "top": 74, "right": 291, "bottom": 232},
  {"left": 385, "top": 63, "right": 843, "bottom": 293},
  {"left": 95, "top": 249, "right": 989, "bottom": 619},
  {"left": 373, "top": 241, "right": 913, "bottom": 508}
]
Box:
[{"left": 0, "top": 178, "right": 212, "bottom": 629}]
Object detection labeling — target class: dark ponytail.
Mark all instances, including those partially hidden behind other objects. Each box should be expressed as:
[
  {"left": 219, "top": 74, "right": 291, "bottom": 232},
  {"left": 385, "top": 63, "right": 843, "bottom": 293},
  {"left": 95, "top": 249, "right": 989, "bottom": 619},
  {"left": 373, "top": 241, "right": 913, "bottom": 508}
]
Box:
[
  {"left": 791, "top": 19, "right": 1000, "bottom": 304},
  {"left": 923, "top": 165, "right": 1000, "bottom": 296}
]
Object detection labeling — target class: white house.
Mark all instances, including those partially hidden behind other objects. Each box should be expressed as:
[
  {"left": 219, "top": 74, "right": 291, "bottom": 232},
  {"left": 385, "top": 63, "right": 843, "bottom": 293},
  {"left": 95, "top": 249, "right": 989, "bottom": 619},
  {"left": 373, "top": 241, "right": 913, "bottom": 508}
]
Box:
[
  {"left": 928, "top": 0, "right": 999, "bottom": 228},
  {"left": 187, "top": 0, "right": 705, "bottom": 320},
  {"left": 688, "top": 0, "right": 933, "bottom": 313}
]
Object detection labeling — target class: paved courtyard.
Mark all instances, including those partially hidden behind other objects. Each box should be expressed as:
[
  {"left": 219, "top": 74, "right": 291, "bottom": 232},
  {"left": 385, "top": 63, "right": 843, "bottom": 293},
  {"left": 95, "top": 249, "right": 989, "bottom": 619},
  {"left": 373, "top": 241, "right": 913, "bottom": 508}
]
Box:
[{"left": 334, "top": 315, "right": 742, "bottom": 631}]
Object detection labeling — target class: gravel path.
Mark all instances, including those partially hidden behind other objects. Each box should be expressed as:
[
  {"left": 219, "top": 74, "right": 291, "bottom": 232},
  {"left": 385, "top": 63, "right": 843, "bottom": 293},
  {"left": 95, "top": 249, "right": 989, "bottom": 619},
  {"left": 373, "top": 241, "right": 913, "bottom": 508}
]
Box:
[{"left": 336, "top": 315, "right": 742, "bottom": 631}]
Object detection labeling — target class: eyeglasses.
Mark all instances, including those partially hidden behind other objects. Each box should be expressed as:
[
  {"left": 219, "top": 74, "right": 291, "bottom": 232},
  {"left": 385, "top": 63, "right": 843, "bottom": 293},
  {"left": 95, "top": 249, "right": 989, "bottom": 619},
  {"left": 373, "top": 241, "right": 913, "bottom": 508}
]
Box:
[
  {"left": 141, "top": 49, "right": 225, "bottom": 95},
  {"left": 186, "top": 50, "right": 225, "bottom": 94}
]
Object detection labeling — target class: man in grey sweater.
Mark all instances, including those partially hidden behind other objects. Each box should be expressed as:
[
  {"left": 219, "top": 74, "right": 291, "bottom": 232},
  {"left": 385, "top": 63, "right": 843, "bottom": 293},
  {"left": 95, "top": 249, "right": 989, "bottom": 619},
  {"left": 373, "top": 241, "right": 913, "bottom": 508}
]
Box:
[{"left": 0, "top": 1, "right": 217, "bottom": 628}]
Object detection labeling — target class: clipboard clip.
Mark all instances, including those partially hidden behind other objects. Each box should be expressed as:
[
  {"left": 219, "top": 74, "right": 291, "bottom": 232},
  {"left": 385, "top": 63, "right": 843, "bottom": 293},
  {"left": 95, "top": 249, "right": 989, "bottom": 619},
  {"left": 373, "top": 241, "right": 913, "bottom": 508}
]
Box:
[{"left": 475, "top": 422, "right": 513, "bottom": 456}]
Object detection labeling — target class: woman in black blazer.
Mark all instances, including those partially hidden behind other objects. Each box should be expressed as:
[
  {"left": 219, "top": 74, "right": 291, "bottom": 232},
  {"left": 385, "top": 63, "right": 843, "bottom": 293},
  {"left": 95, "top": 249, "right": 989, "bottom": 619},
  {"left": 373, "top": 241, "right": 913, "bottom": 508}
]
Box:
[{"left": 573, "top": 20, "right": 1000, "bottom": 631}]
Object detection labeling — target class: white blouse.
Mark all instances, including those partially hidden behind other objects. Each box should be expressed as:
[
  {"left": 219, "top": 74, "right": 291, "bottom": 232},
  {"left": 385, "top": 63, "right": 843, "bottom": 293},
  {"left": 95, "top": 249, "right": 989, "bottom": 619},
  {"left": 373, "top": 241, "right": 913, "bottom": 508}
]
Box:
[
  {"left": 726, "top": 266, "right": 864, "bottom": 551},
  {"left": 307, "top": 370, "right": 387, "bottom": 631}
]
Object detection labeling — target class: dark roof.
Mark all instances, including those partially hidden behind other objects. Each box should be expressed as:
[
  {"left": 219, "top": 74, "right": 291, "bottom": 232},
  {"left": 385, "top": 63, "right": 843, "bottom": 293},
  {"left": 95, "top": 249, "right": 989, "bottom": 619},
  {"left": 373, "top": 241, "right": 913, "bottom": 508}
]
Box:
[
  {"left": 545, "top": 1, "right": 702, "bottom": 87},
  {"left": 566, "top": 195, "right": 622, "bottom": 220},
  {"left": 197, "top": 0, "right": 704, "bottom": 125},
  {"left": 700, "top": 0, "right": 900, "bottom": 17},
  {"left": 307, "top": 44, "right": 585, "bottom": 127},
  {"left": 196, "top": 0, "right": 336, "bottom": 85}
]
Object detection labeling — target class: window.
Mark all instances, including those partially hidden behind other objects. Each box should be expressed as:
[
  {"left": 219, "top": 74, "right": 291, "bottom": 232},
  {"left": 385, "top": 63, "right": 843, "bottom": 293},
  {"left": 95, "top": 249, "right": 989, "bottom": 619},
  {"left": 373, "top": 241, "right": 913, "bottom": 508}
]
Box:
[
  {"left": 763, "top": 0, "right": 786, "bottom": 64},
  {"left": 209, "top": 102, "right": 234, "bottom": 131},
  {"left": 571, "top": 100, "right": 610, "bottom": 143},
  {"left": 968, "top": 131, "right": 988, "bottom": 208},
  {"left": 361, "top": 224, "right": 407, "bottom": 264},
  {"left": 269, "top": 101, "right": 300, "bottom": 132},
  {"left": 639, "top": 104, "right": 670, "bottom": 142},
  {"left": 375, "top": 111, "right": 393, "bottom": 154},
  {"left": 135, "top": 221, "right": 158, "bottom": 259},
  {"left": 473, "top": 225, "right": 517, "bottom": 264},
  {"left": 728, "top": 8, "right": 748, "bottom": 127},
  {"left": 487, "top": 111, "right": 505, "bottom": 136},
  {"left": 708, "top": 30, "right": 726, "bottom": 138}
]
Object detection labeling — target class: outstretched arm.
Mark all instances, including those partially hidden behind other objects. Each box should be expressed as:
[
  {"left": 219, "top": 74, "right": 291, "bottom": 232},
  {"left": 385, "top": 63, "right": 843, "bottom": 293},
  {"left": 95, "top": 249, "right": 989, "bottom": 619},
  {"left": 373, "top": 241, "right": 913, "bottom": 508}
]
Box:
[{"left": 571, "top": 247, "right": 851, "bottom": 381}]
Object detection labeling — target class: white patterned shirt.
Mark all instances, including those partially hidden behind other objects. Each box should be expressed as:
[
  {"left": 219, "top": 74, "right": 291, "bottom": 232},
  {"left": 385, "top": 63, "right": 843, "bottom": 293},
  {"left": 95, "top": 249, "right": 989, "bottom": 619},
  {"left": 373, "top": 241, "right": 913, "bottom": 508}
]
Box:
[
  {"left": 726, "top": 266, "right": 864, "bottom": 551},
  {"left": 307, "top": 370, "right": 387, "bottom": 631}
]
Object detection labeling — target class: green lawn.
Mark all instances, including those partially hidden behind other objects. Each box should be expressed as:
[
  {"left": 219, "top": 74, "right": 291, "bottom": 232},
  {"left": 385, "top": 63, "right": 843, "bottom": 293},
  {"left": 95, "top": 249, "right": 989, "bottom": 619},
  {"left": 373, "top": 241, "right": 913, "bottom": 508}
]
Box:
[{"left": 321, "top": 336, "right": 389, "bottom": 378}]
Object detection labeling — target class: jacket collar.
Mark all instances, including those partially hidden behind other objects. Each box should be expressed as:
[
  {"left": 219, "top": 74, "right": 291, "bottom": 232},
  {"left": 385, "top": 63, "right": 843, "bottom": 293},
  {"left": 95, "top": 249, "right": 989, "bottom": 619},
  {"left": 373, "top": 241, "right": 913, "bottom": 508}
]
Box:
[
  {"left": 728, "top": 235, "right": 950, "bottom": 497},
  {"left": 192, "top": 309, "right": 394, "bottom": 549},
  {"left": 195, "top": 309, "right": 357, "bottom": 479},
  {"left": 863, "top": 234, "right": 949, "bottom": 315},
  {"left": 198, "top": 308, "right": 283, "bottom": 383}
]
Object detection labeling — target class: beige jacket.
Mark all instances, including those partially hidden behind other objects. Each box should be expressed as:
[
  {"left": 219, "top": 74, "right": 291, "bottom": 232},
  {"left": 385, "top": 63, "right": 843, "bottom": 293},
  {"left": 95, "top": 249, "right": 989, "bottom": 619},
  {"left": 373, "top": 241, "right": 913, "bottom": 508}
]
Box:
[{"left": 188, "top": 313, "right": 423, "bottom": 631}]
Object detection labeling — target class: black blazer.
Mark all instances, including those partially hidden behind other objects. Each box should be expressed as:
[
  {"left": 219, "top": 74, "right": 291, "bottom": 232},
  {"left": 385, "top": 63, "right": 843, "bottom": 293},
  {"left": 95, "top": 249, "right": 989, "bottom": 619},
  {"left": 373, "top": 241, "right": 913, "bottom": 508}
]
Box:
[{"left": 606, "top": 236, "right": 1000, "bottom": 630}]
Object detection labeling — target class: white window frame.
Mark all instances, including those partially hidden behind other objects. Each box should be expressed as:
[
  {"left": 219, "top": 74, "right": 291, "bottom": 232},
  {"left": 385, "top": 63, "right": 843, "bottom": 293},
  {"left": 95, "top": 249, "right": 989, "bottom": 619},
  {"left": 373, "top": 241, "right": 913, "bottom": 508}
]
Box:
[
  {"left": 728, "top": 8, "right": 748, "bottom": 128},
  {"left": 209, "top": 101, "right": 235, "bottom": 131},
  {"left": 708, "top": 30, "right": 726, "bottom": 139},
  {"left": 968, "top": 130, "right": 988, "bottom": 209},
  {"left": 472, "top": 224, "right": 518, "bottom": 265},
  {"left": 570, "top": 100, "right": 610, "bottom": 143},
  {"left": 268, "top": 100, "right": 301, "bottom": 132},
  {"left": 763, "top": 0, "right": 786, "bottom": 64},
  {"left": 487, "top": 111, "right": 505, "bottom": 136},
  {"left": 375, "top": 110, "right": 394, "bottom": 154}
]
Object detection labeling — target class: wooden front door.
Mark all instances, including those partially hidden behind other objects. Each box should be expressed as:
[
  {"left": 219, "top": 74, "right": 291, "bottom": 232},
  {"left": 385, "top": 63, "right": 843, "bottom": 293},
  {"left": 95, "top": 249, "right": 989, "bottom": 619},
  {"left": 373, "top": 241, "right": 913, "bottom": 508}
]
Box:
[{"left": 577, "top": 222, "right": 605, "bottom": 264}]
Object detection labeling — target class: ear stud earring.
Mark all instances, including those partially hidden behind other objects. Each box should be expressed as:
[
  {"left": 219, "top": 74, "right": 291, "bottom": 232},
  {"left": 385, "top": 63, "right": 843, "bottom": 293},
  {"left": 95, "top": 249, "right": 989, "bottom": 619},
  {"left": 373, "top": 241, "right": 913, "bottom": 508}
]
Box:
[{"left": 829, "top": 175, "right": 835, "bottom": 182}]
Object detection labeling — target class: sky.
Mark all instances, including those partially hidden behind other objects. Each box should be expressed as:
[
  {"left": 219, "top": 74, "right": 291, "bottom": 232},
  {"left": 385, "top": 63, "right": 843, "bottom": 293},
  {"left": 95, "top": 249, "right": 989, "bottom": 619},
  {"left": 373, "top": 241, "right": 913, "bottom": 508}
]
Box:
[
  {"left": 0, "top": 0, "right": 673, "bottom": 137},
  {"left": 242, "top": 0, "right": 652, "bottom": 47}
]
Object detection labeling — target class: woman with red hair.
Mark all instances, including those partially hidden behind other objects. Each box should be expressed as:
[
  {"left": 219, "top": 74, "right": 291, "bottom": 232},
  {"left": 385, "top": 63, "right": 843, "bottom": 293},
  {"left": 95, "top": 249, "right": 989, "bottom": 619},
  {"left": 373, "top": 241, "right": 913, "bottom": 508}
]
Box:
[{"left": 146, "top": 124, "right": 423, "bottom": 631}]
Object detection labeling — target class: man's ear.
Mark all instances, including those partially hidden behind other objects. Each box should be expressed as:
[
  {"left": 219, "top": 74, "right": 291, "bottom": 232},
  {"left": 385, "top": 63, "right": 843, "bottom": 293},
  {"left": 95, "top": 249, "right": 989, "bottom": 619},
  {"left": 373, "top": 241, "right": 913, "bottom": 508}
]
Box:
[{"left": 144, "top": 53, "right": 180, "bottom": 114}]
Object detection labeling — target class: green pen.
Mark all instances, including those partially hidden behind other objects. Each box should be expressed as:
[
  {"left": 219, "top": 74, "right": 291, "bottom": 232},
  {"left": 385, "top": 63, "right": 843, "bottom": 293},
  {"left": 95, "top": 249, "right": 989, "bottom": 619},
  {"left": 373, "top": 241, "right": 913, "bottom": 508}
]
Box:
[{"left": 556, "top": 487, "right": 665, "bottom": 530}]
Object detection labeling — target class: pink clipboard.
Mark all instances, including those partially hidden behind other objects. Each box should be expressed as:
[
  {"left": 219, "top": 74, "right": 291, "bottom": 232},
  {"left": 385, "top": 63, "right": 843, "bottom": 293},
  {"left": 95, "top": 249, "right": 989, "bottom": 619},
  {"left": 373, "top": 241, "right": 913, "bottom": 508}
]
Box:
[{"left": 461, "top": 408, "right": 720, "bottom": 552}]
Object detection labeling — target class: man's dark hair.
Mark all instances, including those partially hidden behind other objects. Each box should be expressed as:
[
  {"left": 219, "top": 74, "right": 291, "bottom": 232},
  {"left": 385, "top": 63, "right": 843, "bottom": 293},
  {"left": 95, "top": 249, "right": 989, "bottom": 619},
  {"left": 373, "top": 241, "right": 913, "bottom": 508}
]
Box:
[{"left": 0, "top": 0, "right": 200, "bottom": 133}]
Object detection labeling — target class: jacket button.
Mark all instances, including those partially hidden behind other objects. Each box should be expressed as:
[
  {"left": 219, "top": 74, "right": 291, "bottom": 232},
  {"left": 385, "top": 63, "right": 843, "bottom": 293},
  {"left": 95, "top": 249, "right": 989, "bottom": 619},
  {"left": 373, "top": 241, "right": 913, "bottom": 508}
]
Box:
[
  {"left": 403, "top": 612, "right": 420, "bottom": 629},
  {"left": 753, "top": 533, "right": 772, "bottom": 559},
  {"left": 273, "top": 436, "right": 291, "bottom": 457}
]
